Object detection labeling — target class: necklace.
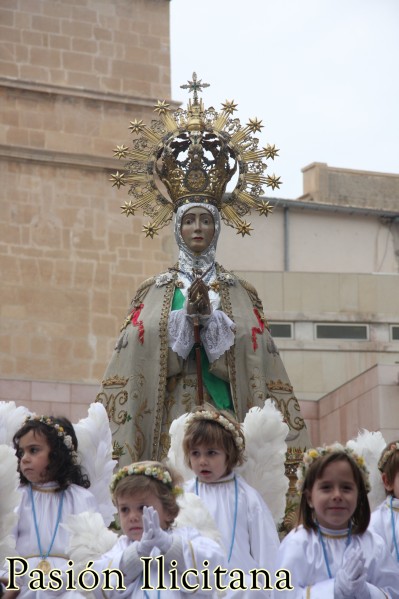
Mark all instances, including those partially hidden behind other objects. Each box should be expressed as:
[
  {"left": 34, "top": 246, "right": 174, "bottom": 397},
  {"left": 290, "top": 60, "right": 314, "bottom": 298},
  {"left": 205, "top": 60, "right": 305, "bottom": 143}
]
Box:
[
  {"left": 195, "top": 475, "right": 238, "bottom": 562},
  {"left": 317, "top": 521, "right": 352, "bottom": 579},
  {"left": 390, "top": 495, "right": 399, "bottom": 561},
  {"left": 29, "top": 484, "right": 65, "bottom": 574}
]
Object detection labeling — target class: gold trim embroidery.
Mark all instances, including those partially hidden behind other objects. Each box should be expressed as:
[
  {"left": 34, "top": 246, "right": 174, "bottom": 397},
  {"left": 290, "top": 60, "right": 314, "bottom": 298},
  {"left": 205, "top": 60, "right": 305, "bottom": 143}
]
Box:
[
  {"left": 96, "top": 389, "right": 128, "bottom": 426},
  {"left": 153, "top": 276, "right": 176, "bottom": 459},
  {"left": 218, "top": 264, "right": 238, "bottom": 417},
  {"left": 101, "top": 375, "right": 129, "bottom": 387},
  {"left": 271, "top": 395, "right": 305, "bottom": 432},
  {"left": 268, "top": 379, "right": 294, "bottom": 393},
  {"left": 319, "top": 531, "right": 350, "bottom": 540},
  {"left": 30, "top": 485, "right": 60, "bottom": 493}
]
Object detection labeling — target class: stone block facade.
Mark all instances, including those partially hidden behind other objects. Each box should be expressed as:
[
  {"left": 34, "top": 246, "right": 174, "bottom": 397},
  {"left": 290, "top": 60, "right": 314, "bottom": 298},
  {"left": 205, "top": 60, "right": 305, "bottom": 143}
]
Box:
[
  {"left": 1, "top": 0, "right": 176, "bottom": 388},
  {"left": 301, "top": 162, "right": 399, "bottom": 212}
]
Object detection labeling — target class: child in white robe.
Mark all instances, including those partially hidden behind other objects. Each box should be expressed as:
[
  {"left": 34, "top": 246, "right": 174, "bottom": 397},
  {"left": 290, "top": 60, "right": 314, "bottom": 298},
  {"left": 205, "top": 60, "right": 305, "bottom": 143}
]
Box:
[
  {"left": 182, "top": 407, "right": 280, "bottom": 597},
  {"left": 369, "top": 440, "right": 399, "bottom": 565},
  {"left": 0, "top": 415, "right": 100, "bottom": 599},
  {"left": 91, "top": 460, "right": 226, "bottom": 598},
  {"left": 273, "top": 443, "right": 399, "bottom": 599}
]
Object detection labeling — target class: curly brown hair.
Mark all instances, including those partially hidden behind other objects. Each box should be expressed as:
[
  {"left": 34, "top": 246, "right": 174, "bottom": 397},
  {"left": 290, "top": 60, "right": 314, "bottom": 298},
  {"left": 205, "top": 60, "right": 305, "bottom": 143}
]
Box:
[{"left": 13, "top": 416, "right": 90, "bottom": 491}]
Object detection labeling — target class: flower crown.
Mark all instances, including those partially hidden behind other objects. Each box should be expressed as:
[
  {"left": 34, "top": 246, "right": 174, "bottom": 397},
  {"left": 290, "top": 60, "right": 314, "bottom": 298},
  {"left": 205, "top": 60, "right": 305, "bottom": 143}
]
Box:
[
  {"left": 185, "top": 409, "right": 245, "bottom": 454},
  {"left": 378, "top": 442, "right": 399, "bottom": 472},
  {"left": 24, "top": 415, "right": 76, "bottom": 453},
  {"left": 110, "top": 463, "right": 182, "bottom": 495},
  {"left": 296, "top": 443, "right": 371, "bottom": 493}
]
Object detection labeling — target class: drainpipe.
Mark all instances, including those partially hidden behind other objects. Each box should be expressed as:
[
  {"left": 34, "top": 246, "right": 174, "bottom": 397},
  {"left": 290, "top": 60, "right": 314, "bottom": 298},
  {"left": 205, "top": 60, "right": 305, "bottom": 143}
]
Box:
[{"left": 284, "top": 206, "right": 289, "bottom": 271}]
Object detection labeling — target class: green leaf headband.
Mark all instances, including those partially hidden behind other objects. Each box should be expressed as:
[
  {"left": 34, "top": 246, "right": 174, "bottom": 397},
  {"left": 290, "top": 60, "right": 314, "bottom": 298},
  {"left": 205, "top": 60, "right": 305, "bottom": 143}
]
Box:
[
  {"left": 378, "top": 441, "right": 399, "bottom": 472},
  {"left": 185, "top": 409, "right": 245, "bottom": 454},
  {"left": 296, "top": 443, "right": 371, "bottom": 493},
  {"left": 24, "top": 415, "right": 76, "bottom": 453},
  {"left": 110, "top": 463, "right": 182, "bottom": 495}
]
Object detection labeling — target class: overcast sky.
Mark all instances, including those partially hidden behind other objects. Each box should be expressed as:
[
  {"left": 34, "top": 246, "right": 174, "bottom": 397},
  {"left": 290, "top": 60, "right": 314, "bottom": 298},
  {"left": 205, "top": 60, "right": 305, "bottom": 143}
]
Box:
[{"left": 170, "top": 0, "right": 399, "bottom": 200}]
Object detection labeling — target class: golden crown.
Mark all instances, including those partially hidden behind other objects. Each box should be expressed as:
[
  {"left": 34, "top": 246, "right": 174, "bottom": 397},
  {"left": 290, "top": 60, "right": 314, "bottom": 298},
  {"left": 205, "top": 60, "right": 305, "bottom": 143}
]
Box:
[{"left": 110, "top": 72, "right": 281, "bottom": 238}]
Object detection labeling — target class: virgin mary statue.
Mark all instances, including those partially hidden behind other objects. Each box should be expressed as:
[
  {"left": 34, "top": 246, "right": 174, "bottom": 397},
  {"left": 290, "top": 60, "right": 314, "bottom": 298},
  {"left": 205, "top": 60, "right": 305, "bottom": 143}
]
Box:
[{"left": 97, "top": 73, "right": 310, "bottom": 470}]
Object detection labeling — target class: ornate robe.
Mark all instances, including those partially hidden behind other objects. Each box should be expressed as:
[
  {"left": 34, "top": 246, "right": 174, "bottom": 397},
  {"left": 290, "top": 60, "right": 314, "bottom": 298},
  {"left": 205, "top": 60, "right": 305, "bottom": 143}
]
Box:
[{"left": 97, "top": 264, "right": 309, "bottom": 466}]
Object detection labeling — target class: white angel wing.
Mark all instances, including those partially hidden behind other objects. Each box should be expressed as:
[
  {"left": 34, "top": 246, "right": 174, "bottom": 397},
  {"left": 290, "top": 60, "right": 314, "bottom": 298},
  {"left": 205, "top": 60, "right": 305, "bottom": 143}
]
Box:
[
  {"left": 0, "top": 444, "right": 21, "bottom": 564},
  {"left": 74, "top": 402, "right": 117, "bottom": 526},
  {"left": 175, "top": 492, "right": 222, "bottom": 545},
  {"left": 0, "top": 401, "right": 31, "bottom": 445},
  {"left": 346, "top": 429, "right": 387, "bottom": 511},
  {"left": 166, "top": 412, "right": 193, "bottom": 481},
  {"left": 63, "top": 511, "right": 118, "bottom": 564},
  {"left": 236, "top": 399, "right": 289, "bottom": 525}
]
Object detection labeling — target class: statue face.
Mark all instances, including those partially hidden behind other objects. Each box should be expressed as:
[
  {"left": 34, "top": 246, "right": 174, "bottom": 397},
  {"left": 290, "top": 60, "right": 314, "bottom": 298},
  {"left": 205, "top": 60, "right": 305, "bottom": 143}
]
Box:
[{"left": 180, "top": 207, "right": 215, "bottom": 254}]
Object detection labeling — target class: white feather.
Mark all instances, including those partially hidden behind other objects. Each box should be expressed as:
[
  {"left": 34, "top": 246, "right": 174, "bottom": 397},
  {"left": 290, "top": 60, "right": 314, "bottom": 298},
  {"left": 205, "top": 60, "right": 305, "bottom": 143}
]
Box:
[
  {"left": 175, "top": 492, "right": 222, "bottom": 545},
  {"left": 166, "top": 412, "right": 193, "bottom": 481},
  {"left": 237, "top": 400, "right": 289, "bottom": 525},
  {"left": 0, "top": 445, "right": 21, "bottom": 563},
  {"left": 74, "top": 403, "right": 117, "bottom": 526},
  {"left": 346, "top": 429, "right": 387, "bottom": 511},
  {"left": 0, "top": 401, "right": 31, "bottom": 445},
  {"left": 63, "top": 511, "right": 118, "bottom": 564}
]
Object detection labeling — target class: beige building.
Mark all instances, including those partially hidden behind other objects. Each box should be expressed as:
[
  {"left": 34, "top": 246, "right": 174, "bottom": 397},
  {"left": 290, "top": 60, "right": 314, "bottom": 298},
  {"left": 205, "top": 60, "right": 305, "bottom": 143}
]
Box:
[{"left": 1, "top": 0, "right": 398, "bottom": 447}]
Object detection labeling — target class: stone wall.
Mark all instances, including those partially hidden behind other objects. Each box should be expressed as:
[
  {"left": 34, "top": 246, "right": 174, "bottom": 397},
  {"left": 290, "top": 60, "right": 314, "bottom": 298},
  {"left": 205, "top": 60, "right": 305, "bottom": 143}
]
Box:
[
  {"left": 0, "top": 0, "right": 175, "bottom": 387},
  {"left": 301, "top": 162, "right": 399, "bottom": 212}
]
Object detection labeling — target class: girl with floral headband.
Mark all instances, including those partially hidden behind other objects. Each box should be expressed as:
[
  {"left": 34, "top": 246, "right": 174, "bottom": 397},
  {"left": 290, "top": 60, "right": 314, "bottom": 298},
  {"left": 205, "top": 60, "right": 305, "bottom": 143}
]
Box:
[
  {"left": 0, "top": 415, "right": 101, "bottom": 599},
  {"left": 369, "top": 440, "right": 399, "bottom": 565},
  {"left": 182, "top": 406, "right": 280, "bottom": 598},
  {"left": 91, "top": 460, "right": 225, "bottom": 598},
  {"left": 273, "top": 443, "right": 398, "bottom": 599}
]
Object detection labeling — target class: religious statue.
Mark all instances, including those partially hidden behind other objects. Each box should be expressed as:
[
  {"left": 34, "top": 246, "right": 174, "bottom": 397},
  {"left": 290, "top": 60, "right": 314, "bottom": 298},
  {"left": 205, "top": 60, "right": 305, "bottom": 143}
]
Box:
[{"left": 97, "top": 74, "right": 310, "bottom": 485}]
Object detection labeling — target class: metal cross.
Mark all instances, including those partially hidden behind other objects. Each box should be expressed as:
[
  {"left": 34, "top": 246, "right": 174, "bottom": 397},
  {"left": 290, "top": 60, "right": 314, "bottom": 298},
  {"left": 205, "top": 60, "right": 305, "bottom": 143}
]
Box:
[{"left": 180, "top": 72, "right": 210, "bottom": 103}]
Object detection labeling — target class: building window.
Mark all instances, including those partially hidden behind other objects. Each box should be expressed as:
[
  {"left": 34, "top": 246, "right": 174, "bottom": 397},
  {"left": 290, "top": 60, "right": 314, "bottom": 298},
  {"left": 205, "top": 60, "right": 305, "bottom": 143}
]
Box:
[
  {"left": 315, "top": 324, "right": 368, "bottom": 340},
  {"left": 391, "top": 325, "right": 399, "bottom": 341},
  {"left": 269, "top": 323, "right": 293, "bottom": 339}
]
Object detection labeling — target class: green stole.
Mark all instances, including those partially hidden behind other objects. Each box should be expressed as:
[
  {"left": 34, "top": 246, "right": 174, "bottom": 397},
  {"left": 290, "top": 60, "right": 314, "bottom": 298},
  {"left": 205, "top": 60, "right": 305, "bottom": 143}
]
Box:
[{"left": 171, "top": 288, "right": 233, "bottom": 411}]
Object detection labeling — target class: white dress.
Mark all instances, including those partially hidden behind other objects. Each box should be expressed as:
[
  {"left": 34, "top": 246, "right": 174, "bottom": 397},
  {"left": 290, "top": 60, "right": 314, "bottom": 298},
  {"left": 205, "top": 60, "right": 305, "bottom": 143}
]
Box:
[
  {"left": 1, "top": 481, "right": 99, "bottom": 598},
  {"left": 91, "top": 526, "right": 226, "bottom": 598},
  {"left": 272, "top": 524, "right": 399, "bottom": 599},
  {"left": 184, "top": 473, "right": 280, "bottom": 598},
  {"left": 370, "top": 496, "right": 399, "bottom": 565}
]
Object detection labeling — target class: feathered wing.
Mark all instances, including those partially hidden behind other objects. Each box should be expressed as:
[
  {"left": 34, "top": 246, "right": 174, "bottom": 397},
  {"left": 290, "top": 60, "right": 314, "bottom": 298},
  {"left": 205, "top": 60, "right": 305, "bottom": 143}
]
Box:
[
  {"left": 237, "top": 399, "right": 289, "bottom": 525},
  {"left": 63, "top": 512, "right": 118, "bottom": 564},
  {"left": 74, "top": 402, "right": 117, "bottom": 526},
  {"left": 166, "top": 412, "right": 193, "bottom": 481},
  {"left": 346, "top": 429, "right": 387, "bottom": 511},
  {"left": 0, "top": 401, "right": 31, "bottom": 445},
  {"left": 0, "top": 444, "right": 21, "bottom": 564},
  {"left": 175, "top": 492, "right": 222, "bottom": 545}
]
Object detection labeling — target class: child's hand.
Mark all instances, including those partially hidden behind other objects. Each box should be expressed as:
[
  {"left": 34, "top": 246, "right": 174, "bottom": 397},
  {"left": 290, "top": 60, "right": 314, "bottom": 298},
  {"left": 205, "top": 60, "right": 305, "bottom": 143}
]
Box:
[
  {"left": 334, "top": 547, "right": 369, "bottom": 598},
  {"left": 146, "top": 506, "right": 172, "bottom": 554},
  {"left": 136, "top": 506, "right": 172, "bottom": 556},
  {"left": 136, "top": 506, "right": 156, "bottom": 556}
]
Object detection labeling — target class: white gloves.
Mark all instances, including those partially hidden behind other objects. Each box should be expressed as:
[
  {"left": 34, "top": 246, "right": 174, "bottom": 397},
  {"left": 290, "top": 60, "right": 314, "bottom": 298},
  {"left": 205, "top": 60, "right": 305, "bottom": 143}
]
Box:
[
  {"left": 334, "top": 547, "right": 370, "bottom": 599},
  {"left": 136, "top": 506, "right": 172, "bottom": 556}
]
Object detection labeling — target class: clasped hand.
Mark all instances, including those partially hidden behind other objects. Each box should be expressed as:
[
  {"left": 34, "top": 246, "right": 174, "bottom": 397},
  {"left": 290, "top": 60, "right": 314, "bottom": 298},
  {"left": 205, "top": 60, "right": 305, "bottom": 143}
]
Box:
[
  {"left": 334, "top": 546, "right": 369, "bottom": 599},
  {"left": 187, "top": 279, "right": 211, "bottom": 316},
  {"left": 136, "top": 506, "right": 172, "bottom": 556}
]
